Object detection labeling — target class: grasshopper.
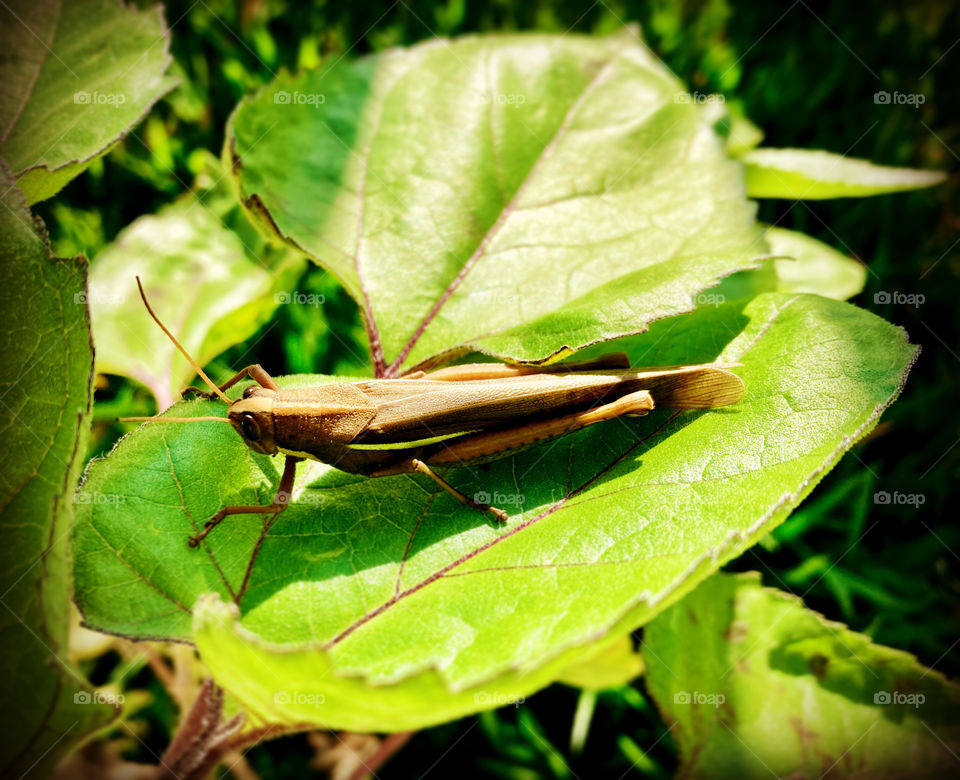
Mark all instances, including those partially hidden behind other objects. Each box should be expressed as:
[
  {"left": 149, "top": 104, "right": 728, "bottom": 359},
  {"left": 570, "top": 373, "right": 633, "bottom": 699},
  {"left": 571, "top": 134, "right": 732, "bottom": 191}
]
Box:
[{"left": 121, "top": 279, "right": 744, "bottom": 547}]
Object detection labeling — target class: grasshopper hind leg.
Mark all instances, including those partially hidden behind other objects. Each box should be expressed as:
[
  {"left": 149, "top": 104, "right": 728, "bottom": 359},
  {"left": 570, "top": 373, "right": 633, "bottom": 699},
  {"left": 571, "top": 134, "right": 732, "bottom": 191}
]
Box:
[
  {"left": 425, "top": 389, "right": 654, "bottom": 465},
  {"left": 369, "top": 389, "right": 655, "bottom": 523}
]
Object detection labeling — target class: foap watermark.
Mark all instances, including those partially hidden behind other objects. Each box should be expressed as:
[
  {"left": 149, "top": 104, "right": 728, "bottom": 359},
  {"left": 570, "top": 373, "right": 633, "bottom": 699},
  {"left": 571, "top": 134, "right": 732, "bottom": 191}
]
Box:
[
  {"left": 469, "top": 290, "right": 522, "bottom": 306},
  {"left": 674, "top": 691, "right": 725, "bottom": 708},
  {"left": 74, "top": 290, "right": 125, "bottom": 306},
  {"left": 274, "top": 690, "right": 325, "bottom": 707},
  {"left": 695, "top": 292, "right": 726, "bottom": 307},
  {"left": 74, "top": 90, "right": 126, "bottom": 107},
  {"left": 874, "top": 690, "right": 925, "bottom": 708},
  {"left": 474, "top": 691, "right": 525, "bottom": 708},
  {"left": 874, "top": 490, "right": 925, "bottom": 507},
  {"left": 674, "top": 92, "right": 725, "bottom": 105},
  {"left": 284, "top": 490, "right": 329, "bottom": 508},
  {"left": 274, "top": 90, "right": 326, "bottom": 108},
  {"left": 74, "top": 492, "right": 125, "bottom": 506},
  {"left": 475, "top": 91, "right": 526, "bottom": 106},
  {"left": 874, "top": 291, "right": 924, "bottom": 307},
  {"left": 474, "top": 490, "right": 524, "bottom": 508},
  {"left": 275, "top": 291, "right": 325, "bottom": 307},
  {"left": 874, "top": 91, "right": 925, "bottom": 108},
  {"left": 75, "top": 690, "right": 125, "bottom": 705}
]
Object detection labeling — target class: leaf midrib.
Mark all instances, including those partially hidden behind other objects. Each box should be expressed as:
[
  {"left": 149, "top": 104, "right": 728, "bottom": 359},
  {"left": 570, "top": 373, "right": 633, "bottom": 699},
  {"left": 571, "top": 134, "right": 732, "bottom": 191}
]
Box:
[
  {"left": 381, "top": 50, "right": 621, "bottom": 376},
  {"left": 323, "top": 410, "right": 682, "bottom": 649}
]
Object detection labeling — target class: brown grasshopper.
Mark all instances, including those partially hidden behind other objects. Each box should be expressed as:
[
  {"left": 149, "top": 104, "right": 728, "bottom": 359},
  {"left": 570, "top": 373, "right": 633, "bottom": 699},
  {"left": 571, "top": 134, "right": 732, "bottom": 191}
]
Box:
[{"left": 121, "top": 279, "right": 744, "bottom": 547}]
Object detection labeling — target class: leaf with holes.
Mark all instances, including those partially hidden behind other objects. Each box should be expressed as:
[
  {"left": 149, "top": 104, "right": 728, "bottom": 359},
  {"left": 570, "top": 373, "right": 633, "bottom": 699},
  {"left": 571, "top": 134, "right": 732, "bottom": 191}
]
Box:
[
  {"left": 0, "top": 164, "right": 116, "bottom": 776},
  {"left": 227, "top": 33, "right": 767, "bottom": 376},
  {"left": 644, "top": 572, "right": 960, "bottom": 778},
  {"left": 73, "top": 292, "right": 916, "bottom": 730}
]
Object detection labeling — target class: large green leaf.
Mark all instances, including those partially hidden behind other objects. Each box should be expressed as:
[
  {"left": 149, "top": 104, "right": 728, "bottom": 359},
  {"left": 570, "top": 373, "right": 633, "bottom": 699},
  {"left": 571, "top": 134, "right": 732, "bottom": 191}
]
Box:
[
  {"left": 644, "top": 572, "right": 960, "bottom": 777},
  {"left": 0, "top": 165, "right": 115, "bottom": 776},
  {"left": 74, "top": 293, "right": 915, "bottom": 730},
  {"left": 227, "top": 33, "right": 767, "bottom": 375},
  {"left": 767, "top": 226, "right": 867, "bottom": 301},
  {"left": 88, "top": 187, "right": 305, "bottom": 408},
  {"left": 0, "top": 0, "right": 177, "bottom": 204},
  {"left": 742, "top": 148, "right": 946, "bottom": 200}
]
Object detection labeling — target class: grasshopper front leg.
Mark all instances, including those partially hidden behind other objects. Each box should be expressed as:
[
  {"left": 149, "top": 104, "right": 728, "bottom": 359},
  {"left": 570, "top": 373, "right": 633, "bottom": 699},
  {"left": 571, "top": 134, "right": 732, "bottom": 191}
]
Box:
[
  {"left": 189, "top": 454, "right": 301, "bottom": 547},
  {"left": 183, "top": 364, "right": 279, "bottom": 400}
]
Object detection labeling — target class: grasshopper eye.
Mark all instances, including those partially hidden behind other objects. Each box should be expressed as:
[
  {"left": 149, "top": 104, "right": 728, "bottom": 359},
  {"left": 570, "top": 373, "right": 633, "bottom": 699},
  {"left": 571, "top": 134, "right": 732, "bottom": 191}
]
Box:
[
  {"left": 240, "top": 413, "right": 260, "bottom": 441},
  {"left": 242, "top": 386, "right": 257, "bottom": 399}
]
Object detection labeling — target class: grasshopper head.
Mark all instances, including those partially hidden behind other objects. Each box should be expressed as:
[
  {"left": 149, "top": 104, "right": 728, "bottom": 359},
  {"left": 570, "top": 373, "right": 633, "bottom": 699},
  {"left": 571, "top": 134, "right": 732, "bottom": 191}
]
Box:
[{"left": 228, "top": 386, "right": 279, "bottom": 455}]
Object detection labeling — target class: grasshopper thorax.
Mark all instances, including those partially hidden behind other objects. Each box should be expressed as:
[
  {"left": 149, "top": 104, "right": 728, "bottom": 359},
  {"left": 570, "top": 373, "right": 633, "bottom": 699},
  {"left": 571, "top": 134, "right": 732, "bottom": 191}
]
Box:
[{"left": 228, "top": 386, "right": 278, "bottom": 455}]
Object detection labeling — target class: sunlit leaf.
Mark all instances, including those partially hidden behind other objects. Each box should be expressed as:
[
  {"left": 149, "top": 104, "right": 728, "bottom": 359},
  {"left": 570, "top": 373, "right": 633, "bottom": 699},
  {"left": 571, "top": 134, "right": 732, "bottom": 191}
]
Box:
[
  {"left": 555, "top": 635, "right": 644, "bottom": 690},
  {"left": 227, "top": 33, "right": 767, "bottom": 374},
  {"left": 768, "top": 226, "right": 867, "bottom": 301},
  {"left": 644, "top": 572, "right": 960, "bottom": 778},
  {"left": 88, "top": 190, "right": 305, "bottom": 408},
  {"left": 743, "top": 148, "right": 946, "bottom": 199},
  {"left": 74, "top": 293, "right": 916, "bottom": 729}
]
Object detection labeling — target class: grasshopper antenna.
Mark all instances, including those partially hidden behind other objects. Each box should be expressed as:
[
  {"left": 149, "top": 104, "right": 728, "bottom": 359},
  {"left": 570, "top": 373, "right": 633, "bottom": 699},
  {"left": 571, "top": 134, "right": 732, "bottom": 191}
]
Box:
[
  {"left": 117, "top": 416, "right": 232, "bottom": 424},
  {"left": 135, "top": 276, "right": 231, "bottom": 404}
]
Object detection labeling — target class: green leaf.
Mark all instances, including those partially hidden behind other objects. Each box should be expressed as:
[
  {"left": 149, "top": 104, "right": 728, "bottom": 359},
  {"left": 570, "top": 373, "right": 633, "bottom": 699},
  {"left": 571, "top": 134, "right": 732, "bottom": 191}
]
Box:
[
  {"left": 88, "top": 191, "right": 305, "bottom": 408},
  {"left": 74, "top": 293, "right": 916, "bottom": 730},
  {"left": 554, "top": 635, "right": 644, "bottom": 690},
  {"left": 227, "top": 33, "right": 767, "bottom": 374},
  {"left": 191, "top": 594, "right": 609, "bottom": 732},
  {"left": 0, "top": 0, "right": 177, "bottom": 204},
  {"left": 742, "top": 148, "right": 946, "bottom": 200},
  {"left": 643, "top": 572, "right": 960, "bottom": 778},
  {"left": 768, "top": 227, "right": 867, "bottom": 301},
  {"left": 0, "top": 164, "right": 115, "bottom": 776},
  {"left": 720, "top": 110, "right": 763, "bottom": 157}
]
